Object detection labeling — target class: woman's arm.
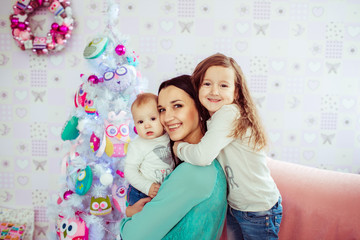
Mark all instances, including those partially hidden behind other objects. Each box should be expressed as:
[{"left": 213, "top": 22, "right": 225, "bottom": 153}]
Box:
[
  {"left": 120, "top": 162, "right": 217, "bottom": 240},
  {"left": 176, "top": 104, "right": 238, "bottom": 166},
  {"left": 125, "top": 197, "right": 152, "bottom": 217}
]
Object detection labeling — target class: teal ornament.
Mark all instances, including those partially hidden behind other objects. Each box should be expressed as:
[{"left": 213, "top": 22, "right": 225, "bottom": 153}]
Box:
[
  {"left": 75, "top": 166, "right": 93, "bottom": 195},
  {"left": 83, "top": 36, "right": 109, "bottom": 59},
  {"left": 61, "top": 116, "right": 79, "bottom": 141}
]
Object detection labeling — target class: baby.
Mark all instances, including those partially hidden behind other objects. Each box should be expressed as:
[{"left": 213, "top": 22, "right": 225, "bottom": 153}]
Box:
[{"left": 124, "top": 93, "right": 174, "bottom": 206}]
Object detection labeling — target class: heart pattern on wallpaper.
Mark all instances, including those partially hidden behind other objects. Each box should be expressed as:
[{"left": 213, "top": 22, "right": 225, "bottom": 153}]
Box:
[
  {"left": 50, "top": 55, "right": 63, "bottom": 66},
  {"left": 50, "top": 126, "right": 62, "bottom": 137},
  {"left": 17, "top": 176, "right": 29, "bottom": 186},
  {"left": 235, "top": 41, "right": 248, "bottom": 52},
  {"left": 271, "top": 61, "right": 285, "bottom": 71},
  {"left": 308, "top": 61, "right": 321, "bottom": 72},
  {"left": 303, "top": 133, "right": 316, "bottom": 143},
  {"left": 16, "top": 108, "right": 28, "bottom": 118},
  {"left": 269, "top": 131, "right": 281, "bottom": 142},
  {"left": 312, "top": 7, "right": 324, "bottom": 17},
  {"left": 307, "top": 80, "right": 320, "bottom": 90},
  {"left": 235, "top": 23, "right": 250, "bottom": 34},
  {"left": 342, "top": 98, "right": 355, "bottom": 109},
  {"left": 160, "top": 20, "right": 174, "bottom": 32},
  {"left": 347, "top": 26, "right": 360, "bottom": 38},
  {"left": 86, "top": 19, "right": 100, "bottom": 30},
  {"left": 161, "top": 39, "right": 173, "bottom": 50},
  {"left": 16, "top": 159, "right": 29, "bottom": 169},
  {"left": 303, "top": 150, "right": 315, "bottom": 160},
  {"left": 15, "top": 90, "right": 27, "bottom": 101}
]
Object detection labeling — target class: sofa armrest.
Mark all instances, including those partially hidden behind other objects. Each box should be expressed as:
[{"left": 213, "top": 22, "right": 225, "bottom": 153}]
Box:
[{"left": 267, "top": 158, "right": 360, "bottom": 240}]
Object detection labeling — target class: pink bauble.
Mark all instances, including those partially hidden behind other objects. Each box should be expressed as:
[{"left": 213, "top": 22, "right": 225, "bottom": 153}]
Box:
[
  {"left": 59, "top": 25, "right": 68, "bottom": 34},
  {"left": 11, "top": 18, "right": 19, "bottom": 25},
  {"left": 116, "top": 170, "right": 125, "bottom": 178},
  {"left": 88, "top": 75, "right": 99, "bottom": 84},
  {"left": 51, "top": 22, "right": 59, "bottom": 30},
  {"left": 17, "top": 22, "right": 26, "bottom": 31},
  {"left": 63, "top": 190, "right": 74, "bottom": 200},
  {"left": 115, "top": 44, "right": 126, "bottom": 56}
]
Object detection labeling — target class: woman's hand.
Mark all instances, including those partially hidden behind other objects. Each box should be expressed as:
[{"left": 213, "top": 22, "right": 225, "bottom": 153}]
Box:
[
  {"left": 173, "top": 141, "right": 183, "bottom": 157},
  {"left": 126, "top": 197, "right": 152, "bottom": 217}
]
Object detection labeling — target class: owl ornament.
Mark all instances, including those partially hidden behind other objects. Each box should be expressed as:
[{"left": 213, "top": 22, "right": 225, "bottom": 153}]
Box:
[
  {"left": 112, "top": 183, "right": 128, "bottom": 215},
  {"left": 103, "top": 64, "right": 136, "bottom": 92},
  {"left": 49, "top": 0, "right": 65, "bottom": 17},
  {"left": 90, "top": 196, "right": 112, "bottom": 216},
  {"left": 84, "top": 95, "right": 97, "bottom": 115},
  {"left": 75, "top": 166, "right": 93, "bottom": 195},
  {"left": 74, "top": 83, "right": 87, "bottom": 108},
  {"left": 103, "top": 121, "right": 130, "bottom": 158},
  {"left": 33, "top": 37, "right": 47, "bottom": 50},
  {"left": 57, "top": 216, "right": 89, "bottom": 240},
  {"left": 16, "top": 0, "right": 31, "bottom": 11}
]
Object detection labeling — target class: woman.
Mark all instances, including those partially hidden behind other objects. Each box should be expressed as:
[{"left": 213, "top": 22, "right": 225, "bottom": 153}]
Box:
[{"left": 120, "top": 75, "right": 227, "bottom": 240}]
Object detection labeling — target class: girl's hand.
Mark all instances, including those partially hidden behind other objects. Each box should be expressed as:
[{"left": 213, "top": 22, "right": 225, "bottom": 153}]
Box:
[
  {"left": 173, "top": 141, "right": 183, "bottom": 157},
  {"left": 125, "top": 197, "right": 152, "bottom": 217}
]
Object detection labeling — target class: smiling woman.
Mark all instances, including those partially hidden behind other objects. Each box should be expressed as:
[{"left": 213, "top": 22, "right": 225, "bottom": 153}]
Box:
[
  {"left": 158, "top": 85, "right": 202, "bottom": 146},
  {"left": 120, "top": 75, "right": 227, "bottom": 240}
]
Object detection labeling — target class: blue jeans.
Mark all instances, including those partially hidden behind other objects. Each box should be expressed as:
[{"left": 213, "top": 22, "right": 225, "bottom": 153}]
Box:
[
  {"left": 227, "top": 197, "right": 283, "bottom": 240},
  {"left": 127, "top": 184, "right": 149, "bottom": 206}
]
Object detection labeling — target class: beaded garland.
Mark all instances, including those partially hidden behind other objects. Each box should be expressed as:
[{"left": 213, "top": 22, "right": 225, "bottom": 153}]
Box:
[{"left": 10, "top": 0, "right": 74, "bottom": 55}]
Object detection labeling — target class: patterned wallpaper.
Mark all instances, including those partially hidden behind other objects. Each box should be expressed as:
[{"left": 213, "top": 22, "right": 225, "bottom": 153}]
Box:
[{"left": 0, "top": 0, "right": 359, "bottom": 238}]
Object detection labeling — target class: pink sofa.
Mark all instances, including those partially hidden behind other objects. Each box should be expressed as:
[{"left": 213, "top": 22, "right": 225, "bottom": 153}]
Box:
[
  {"left": 223, "top": 159, "right": 360, "bottom": 240},
  {"left": 267, "top": 159, "right": 360, "bottom": 240}
]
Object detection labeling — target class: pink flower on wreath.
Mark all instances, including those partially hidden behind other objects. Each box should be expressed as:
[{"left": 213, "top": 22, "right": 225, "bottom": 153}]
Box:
[{"left": 13, "top": 28, "right": 31, "bottom": 41}]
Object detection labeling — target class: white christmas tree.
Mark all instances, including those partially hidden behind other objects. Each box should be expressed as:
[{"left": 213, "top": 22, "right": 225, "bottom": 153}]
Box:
[{"left": 47, "top": 2, "right": 147, "bottom": 239}]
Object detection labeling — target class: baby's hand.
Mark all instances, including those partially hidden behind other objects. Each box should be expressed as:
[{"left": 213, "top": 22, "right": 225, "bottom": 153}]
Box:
[
  {"left": 148, "top": 183, "right": 161, "bottom": 198},
  {"left": 173, "top": 141, "right": 183, "bottom": 157}
]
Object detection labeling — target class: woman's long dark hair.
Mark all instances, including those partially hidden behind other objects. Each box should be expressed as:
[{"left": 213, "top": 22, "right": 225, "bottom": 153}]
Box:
[{"left": 158, "top": 75, "right": 210, "bottom": 167}]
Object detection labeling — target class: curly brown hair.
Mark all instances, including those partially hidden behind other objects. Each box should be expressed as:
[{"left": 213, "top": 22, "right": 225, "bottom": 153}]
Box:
[{"left": 191, "top": 53, "right": 268, "bottom": 151}]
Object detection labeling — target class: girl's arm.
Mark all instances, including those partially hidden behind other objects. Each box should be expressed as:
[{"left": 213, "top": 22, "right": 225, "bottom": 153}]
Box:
[
  {"left": 124, "top": 142, "right": 154, "bottom": 195},
  {"left": 177, "top": 104, "right": 238, "bottom": 166}
]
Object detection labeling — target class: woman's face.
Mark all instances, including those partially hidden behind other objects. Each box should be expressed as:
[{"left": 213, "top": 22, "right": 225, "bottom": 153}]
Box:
[{"left": 158, "top": 86, "right": 202, "bottom": 144}]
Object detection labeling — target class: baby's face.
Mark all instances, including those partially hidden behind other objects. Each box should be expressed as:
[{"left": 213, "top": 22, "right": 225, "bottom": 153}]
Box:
[{"left": 132, "top": 100, "right": 164, "bottom": 139}]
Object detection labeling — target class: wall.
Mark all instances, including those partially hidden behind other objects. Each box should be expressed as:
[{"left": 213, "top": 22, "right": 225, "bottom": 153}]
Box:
[{"left": 0, "top": 0, "right": 359, "bottom": 238}]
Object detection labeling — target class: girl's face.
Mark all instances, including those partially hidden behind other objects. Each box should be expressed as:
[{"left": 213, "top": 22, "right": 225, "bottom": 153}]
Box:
[
  {"left": 199, "top": 66, "right": 236, "bottom": 116},
  {"left": 158, "top": 86, "right": 202, "bottom": 144}
]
